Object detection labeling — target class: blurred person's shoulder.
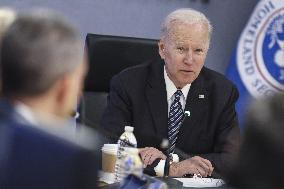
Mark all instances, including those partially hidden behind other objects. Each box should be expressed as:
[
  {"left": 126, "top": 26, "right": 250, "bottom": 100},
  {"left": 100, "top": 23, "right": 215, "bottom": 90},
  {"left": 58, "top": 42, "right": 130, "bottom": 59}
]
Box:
[{"left": 14, "top": 123, "right": 98, "bottom": 154}]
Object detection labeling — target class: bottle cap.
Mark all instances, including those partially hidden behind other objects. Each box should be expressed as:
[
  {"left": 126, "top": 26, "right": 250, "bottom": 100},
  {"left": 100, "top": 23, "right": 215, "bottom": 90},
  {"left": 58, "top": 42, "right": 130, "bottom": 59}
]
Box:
[{"left": 124, "top": 126, "right": 134, "bottom": 132}]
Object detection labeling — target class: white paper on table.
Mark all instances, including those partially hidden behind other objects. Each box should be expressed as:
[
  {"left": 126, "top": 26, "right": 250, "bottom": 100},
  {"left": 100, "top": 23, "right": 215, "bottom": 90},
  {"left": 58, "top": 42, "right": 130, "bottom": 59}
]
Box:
[
  {"left": 174, "top": 177, "right": 225, "bottom": 188},
  {"left": 99, "top": 171, "right": 116, "bottom": 184}
]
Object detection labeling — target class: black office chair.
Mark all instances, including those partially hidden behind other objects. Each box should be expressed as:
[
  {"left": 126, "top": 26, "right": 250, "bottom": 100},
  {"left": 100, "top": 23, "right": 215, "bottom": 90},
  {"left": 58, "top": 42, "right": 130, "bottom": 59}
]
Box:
[{"left": 80, "top": 33, "right": 160, "bottom": 128}]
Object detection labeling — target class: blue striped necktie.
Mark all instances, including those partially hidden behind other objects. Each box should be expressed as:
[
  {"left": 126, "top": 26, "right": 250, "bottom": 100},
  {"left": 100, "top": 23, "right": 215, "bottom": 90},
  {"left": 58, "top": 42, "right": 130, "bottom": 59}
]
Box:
[{"left": 168, "top": 90, "right": 184, "bottom": 154}]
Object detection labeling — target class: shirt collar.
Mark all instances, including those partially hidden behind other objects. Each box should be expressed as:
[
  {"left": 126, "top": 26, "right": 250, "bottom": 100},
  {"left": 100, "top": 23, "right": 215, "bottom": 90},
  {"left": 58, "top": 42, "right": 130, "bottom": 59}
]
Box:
[
  {"left": 14, "top": 100, "right": 71, "bottom": 128},
  {"left": 15, "top": 101, "right": 38, "bottom": 125},
  {"left": 164, "top": 66, "right": 191, "bottom": 101}
]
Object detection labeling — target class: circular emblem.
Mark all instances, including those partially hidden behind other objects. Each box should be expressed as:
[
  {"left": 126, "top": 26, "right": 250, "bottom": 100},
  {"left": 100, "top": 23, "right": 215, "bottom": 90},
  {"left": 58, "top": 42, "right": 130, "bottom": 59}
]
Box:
[{"left": 237, "top": 0, "right": 284, "bottom": 98}]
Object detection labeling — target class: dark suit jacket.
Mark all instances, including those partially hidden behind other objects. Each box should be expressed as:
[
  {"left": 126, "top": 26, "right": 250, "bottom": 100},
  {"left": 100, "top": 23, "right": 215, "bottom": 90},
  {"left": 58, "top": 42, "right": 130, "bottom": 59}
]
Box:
[
  {"left": 0, "top": 99, "right": 99, "bottom": 189},
  {"left": 101, "top": 59, "right": 240, "bottom": 176}
]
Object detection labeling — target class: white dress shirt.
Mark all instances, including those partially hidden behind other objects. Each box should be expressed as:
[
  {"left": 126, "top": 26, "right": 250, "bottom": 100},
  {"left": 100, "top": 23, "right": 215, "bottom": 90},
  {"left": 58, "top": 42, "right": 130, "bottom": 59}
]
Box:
[
  {"left": 15, "top": 102, "right": 38, "bottom": 125},
  {"left": 164, "top": 66, "right": 191, "bottom": 113},
  {"left": 14, "top": 101, "right": 77, "bottom": 133}
]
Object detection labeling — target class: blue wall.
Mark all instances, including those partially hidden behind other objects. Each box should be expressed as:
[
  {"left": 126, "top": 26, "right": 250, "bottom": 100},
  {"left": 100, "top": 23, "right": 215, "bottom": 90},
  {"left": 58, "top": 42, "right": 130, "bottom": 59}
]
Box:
[{"left": 0, "top": 0, "right": 258, "bottom": 73}]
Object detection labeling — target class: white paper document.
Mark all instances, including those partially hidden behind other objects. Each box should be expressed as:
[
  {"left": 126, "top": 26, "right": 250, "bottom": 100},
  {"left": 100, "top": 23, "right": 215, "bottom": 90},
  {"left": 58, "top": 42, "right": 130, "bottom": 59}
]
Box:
[{"left": 174, "top": 177, "right": 225, "bottom": 188}]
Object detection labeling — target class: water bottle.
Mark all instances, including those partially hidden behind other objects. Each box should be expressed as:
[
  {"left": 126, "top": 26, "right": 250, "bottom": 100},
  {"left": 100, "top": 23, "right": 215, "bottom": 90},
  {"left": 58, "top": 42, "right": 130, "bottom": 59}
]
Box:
[
  {"left": 122, "top": 147, "right": 143, "bottom": 179},
  {"left": 115, "top": 126, "right": 138, "bottom": 182}
]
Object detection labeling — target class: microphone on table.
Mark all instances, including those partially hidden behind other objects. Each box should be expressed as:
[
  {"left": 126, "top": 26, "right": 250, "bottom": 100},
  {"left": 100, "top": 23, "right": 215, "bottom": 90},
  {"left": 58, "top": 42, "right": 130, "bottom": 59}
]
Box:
[
  {"left": 161, "top": 139, "right": 170, "bottom": 177},
  {"left": 163, "top": 110, "right": 191, "bottom": 177}
]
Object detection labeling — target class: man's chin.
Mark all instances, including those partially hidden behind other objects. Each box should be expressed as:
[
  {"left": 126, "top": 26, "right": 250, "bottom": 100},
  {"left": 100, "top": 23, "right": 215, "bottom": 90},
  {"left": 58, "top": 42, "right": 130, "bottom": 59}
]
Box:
[{"left": 180, "top": 77, "right": 196, "bottom": 86}]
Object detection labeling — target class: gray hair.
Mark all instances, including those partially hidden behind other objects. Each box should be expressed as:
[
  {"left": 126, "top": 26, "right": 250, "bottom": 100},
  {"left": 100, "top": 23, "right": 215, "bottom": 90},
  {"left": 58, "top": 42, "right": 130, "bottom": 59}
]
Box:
[
  {"left": 1, "top": 9, "right": 83, "bottom": 97},
  {"left": 161, "top": 8, "right": 213, "bottom": 42}
]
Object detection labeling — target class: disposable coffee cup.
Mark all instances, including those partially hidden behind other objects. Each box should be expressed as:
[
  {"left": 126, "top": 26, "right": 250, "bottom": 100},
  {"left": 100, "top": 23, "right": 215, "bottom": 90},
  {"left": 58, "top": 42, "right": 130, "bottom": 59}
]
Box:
[{"left": 101, "top": 144, "right": 118, "bottom": 173}]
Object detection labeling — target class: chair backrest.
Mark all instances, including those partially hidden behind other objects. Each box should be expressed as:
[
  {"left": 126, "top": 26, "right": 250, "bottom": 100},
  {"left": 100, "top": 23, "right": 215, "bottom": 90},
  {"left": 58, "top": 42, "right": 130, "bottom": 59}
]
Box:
[{"left": 81, "top": 34, "right": 160, "bottom": 127}]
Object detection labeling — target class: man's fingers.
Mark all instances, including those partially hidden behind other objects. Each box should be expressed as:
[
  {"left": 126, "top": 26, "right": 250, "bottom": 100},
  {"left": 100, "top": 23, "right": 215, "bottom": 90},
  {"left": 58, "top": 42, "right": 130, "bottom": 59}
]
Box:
[
  {"left": 138, "top": 147, "right": 167, "bottom": 167},
  {"left": 200, "top": 158, "right": 212, "bottom": 168},
  {"left": 197, "top": 160, "right": 211, "bottom": 176},
  {"left": 185, "top": 156, "right": 214, "bottom": 177},
  {"left": 168, "top": 157, "right": 214, "bottom": 177},
  {"left": 139, "top": 148, "right": 152, "bottom": 163},
  {"left": 140, "top": 151, "right": 152, "bottom": 166},
  {"left": 210, "top": 166, "right": 214, "bottom": 176},
  {"left": 189, "top": 159, "right": 208, "bottom": 177},
  {"left": 139, "top": 147, "right": 166, "bottom": 165},
  {"left": 148, "top": 153, "right": 162, "bottom": 165},
  {"left": 139, "top": 151, "right": 147, "bottom": 162},
  {"left": 145, "top": 151, "right": 164, "bottom": 165},
  {"left": 200, "top": 158, "right": 213, "bottom": 170},
  {"left": 196, "top": 167, "right": 207, "bottom": 177},
  {"left": 194, "top": 156, "right": 213, "bottom": 174},
  {"left": 144, "top": 153, "right": 152, "bottom": 166},
  {"left": 149, "top": 153, "right": 162, "bottom": 165},
  {"left": 138, "top": 147, "right": 149, "bottom": 153},
  {"left": 141, "top": 150, "right": 156, "bottom": 166},
  {"left": 199, "top": 158, "right": 214, "bottom": 176}
]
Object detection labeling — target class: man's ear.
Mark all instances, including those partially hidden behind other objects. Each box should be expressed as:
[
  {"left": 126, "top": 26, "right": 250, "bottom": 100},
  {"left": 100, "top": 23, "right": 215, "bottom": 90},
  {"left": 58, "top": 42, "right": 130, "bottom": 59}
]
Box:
[{"left": 158, "top": 40, "right": 166, "bottom": 59}]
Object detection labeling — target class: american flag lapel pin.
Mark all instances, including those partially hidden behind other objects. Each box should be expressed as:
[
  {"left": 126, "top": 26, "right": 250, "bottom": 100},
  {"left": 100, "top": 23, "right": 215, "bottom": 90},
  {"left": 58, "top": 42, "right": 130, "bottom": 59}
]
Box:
[{"left": 199, "top": 94, "right": 205, "bottom": 99}]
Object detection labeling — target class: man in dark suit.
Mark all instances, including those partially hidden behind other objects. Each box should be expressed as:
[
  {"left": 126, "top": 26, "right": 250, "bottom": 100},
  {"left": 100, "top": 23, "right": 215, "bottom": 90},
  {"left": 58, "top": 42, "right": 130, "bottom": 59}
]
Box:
[
  {"left": 101, "top": 8, "right": 240, "bottom": 177},
  {"left": 0, "top": 110, "right": 99, "bottom": 189},
  {"left": 0, "top": 10, "right": 99, "bottom": 188}
]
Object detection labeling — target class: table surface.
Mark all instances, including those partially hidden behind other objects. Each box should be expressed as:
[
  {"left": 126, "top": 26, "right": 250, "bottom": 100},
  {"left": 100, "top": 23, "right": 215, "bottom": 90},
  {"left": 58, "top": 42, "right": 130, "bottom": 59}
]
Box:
[{"left": 98, "top": 177, "right": 238, "bottom": 189}]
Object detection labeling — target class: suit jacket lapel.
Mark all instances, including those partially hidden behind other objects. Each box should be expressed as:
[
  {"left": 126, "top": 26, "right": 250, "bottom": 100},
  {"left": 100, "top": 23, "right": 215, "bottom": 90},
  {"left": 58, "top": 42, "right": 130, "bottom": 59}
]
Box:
[
  {"left": 177, "top": 70, "right": 210, "bottom": 146},
  {"left": 145, "top": 60, "right": 168, "bottom": 139}
]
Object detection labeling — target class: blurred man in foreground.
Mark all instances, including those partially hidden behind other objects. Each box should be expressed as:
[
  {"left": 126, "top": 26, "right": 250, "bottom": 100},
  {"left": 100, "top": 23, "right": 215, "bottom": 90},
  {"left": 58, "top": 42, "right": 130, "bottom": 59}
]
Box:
[
  {"left": 101, "top": 8, "right": 240, "bottom": 177},
  {"left": 0, "top": 10, "right": 99, "bottom": 189},
  {"left": 228, "top": 94, "right": 284, "bottom": 189}
]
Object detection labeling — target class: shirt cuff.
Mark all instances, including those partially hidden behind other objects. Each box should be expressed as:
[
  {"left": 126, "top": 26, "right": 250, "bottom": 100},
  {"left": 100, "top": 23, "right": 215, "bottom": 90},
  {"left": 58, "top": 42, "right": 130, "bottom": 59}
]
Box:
[{"left": 154, "top": 154, "right": 179, "bottom": 176}]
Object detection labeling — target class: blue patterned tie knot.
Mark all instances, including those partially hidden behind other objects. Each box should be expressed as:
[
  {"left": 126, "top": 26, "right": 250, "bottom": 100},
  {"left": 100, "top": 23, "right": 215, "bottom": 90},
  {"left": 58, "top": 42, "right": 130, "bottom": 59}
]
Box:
[
  {"left": 168, "top": 89, "right": 184, "bottom": 153},
  {"left": 174, "top": 90, "right": 183, "bottom": 100}
]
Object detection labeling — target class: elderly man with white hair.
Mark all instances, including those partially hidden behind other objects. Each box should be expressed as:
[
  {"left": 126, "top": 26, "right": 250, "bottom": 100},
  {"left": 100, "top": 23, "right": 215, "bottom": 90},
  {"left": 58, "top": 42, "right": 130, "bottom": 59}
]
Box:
[{"left": 101, "top": 8, "right": 240, "bottom": 178}]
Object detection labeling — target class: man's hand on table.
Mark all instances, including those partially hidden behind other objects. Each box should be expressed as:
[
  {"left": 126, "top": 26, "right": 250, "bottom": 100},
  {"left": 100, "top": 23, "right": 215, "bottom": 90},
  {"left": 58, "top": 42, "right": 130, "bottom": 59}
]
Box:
[
  {"left": 169, "top": 156, "right": 214, "bottom": 177},
  {"left": 139, "top": 147, "right": 167, "bottom": 168}
]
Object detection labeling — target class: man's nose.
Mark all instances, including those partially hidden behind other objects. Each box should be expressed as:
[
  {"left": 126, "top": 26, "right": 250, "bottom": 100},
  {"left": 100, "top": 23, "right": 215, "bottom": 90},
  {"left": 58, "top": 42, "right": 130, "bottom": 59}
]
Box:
[{"left": 183, "top": 50, "right": 193, "bottom": 64}]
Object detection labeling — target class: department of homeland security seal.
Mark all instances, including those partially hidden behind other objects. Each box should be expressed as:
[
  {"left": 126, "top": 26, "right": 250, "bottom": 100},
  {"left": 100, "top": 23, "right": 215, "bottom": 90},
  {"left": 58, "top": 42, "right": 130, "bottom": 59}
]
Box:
[{"left": 237, "top": 0, "right": 284, "bottom": 98}]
